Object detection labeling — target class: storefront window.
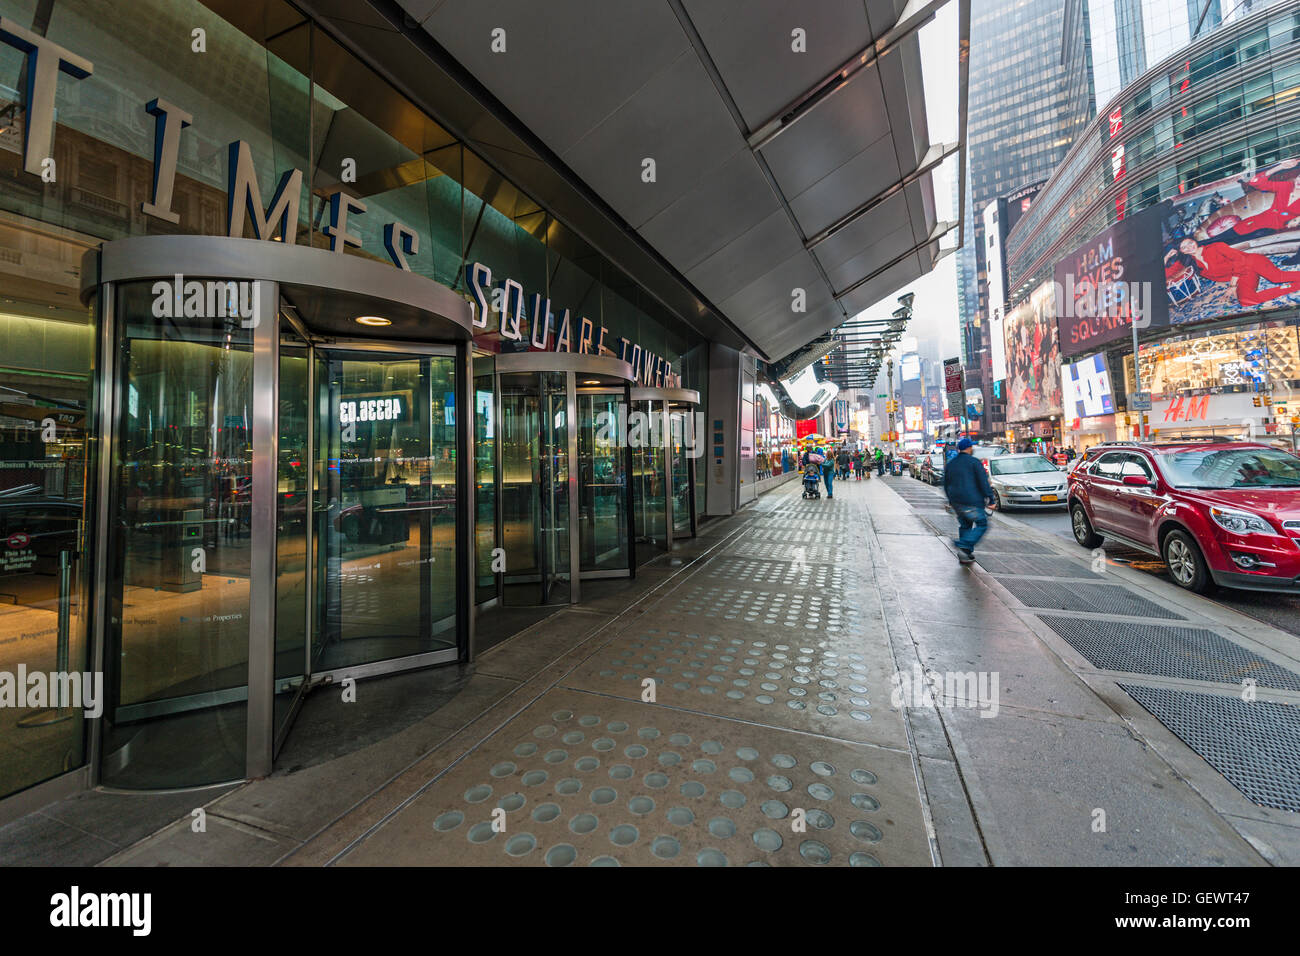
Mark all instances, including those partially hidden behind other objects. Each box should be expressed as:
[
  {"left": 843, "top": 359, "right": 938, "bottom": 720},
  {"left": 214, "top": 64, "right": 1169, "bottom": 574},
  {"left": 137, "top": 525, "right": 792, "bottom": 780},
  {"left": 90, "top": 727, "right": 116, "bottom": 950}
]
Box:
[{"left": 1129, "top": 322, "right": 1300, "bottom": 397}]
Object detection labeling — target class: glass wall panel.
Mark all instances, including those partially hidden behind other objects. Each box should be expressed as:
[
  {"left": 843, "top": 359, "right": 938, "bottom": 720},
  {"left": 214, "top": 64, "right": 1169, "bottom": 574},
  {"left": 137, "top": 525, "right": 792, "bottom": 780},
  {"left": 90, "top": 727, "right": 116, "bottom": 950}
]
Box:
[
  {"left": 0, "top": 296, "right": 93, "bottom": 798},
  {"left": 670, "top": 410, "right": 694, "bottom": 535},
  {"left": 541, "top": 371, "right": 570, "bottom": 602},
  {"left": 315, "top": 353, "right": 456, "bottom": 671},
  {"left": 474, "top": 371, "right": 497, "bottom": 604},
  {"left": 103, "top": 281, "right": 251, "bottom": 788},
  {"left": 274, "top": 320, "right": 310, "bottom": 739},
  {"left": 632, "top": 400, "right": 667, "bottom": 551},
  {"left": 577, "top": 392, "right": 628, "bottom": 571}
]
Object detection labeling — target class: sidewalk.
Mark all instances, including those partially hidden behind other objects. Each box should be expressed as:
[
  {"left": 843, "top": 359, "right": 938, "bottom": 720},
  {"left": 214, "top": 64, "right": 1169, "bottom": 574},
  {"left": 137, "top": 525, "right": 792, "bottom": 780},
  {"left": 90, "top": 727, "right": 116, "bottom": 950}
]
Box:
[{"left": 4, "top": 472, "right": 1298, "bottom": 866}]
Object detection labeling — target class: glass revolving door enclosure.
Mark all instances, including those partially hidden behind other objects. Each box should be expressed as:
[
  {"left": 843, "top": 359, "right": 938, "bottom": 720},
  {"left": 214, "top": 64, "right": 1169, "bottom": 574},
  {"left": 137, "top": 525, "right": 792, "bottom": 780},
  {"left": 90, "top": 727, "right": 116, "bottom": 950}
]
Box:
[
  {"left": 83, "top": 235, "right": 474, "bottom": 788},
  {"left": 475, "top": 353, "right": 635, "bottom": 607},
  {"left": 630, "top": 387, "right": 700, "bottom": 557}
]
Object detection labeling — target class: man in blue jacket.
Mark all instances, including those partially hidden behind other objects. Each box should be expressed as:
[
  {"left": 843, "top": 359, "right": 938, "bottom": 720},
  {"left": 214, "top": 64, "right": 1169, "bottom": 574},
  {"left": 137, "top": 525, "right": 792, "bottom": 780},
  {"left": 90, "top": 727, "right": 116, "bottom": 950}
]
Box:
[{"left": 942, "top": 438, "right": 996, "bottom": 563}]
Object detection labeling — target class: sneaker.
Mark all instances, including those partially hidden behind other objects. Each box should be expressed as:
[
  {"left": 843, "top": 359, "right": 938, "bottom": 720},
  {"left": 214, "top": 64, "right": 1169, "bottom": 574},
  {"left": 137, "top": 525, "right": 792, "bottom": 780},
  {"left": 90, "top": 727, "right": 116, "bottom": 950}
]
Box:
[{"left": 956, "top": 548, "right": 974, "bottom": 564}]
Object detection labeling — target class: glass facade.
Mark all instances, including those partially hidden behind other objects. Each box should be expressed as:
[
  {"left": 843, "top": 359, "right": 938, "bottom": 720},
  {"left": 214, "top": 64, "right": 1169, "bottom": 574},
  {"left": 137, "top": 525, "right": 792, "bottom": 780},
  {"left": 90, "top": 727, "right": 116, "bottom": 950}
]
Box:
[
  {"left": 0, "top": 0, "right": 709, "bottom": 802},
  {"left": 1006, "top": 2, "right": 1300, "bottom": 304},
  {"left": 1125, "top": 320, "right": 1300, "bottom": 397}
]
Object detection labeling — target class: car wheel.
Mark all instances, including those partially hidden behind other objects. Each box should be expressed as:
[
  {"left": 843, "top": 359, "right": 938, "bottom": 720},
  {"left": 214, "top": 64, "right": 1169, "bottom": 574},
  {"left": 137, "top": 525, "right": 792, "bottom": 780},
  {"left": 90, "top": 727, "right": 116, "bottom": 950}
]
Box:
[
  {"left": 990, "top": 489, "right": 1003, "bottom": 511},
  {"left": 1162, "top": 530, "right": 1215, "bottom": 594},
  {"left": 1070, "top": 502, "right": 1103, "bottom": 548}
]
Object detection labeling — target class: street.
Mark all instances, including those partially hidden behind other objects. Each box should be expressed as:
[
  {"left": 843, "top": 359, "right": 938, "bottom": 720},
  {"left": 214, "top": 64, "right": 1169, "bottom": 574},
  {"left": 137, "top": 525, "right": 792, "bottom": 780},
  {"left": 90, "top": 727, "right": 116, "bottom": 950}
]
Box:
[{"left": 911, "top": 475, "right": 1300, "bottom": 639}]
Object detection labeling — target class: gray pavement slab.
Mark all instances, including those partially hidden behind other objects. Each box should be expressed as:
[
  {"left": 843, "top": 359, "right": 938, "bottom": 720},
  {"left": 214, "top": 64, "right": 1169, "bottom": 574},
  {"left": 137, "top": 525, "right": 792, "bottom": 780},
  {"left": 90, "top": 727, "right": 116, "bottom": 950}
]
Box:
[{"left": 334, "top": 686, "right": 928, "bottom": 867}]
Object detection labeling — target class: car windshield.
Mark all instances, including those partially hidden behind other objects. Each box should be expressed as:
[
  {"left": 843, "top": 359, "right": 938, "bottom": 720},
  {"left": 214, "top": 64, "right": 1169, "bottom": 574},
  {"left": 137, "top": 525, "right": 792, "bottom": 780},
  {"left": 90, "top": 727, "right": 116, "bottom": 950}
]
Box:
[
  {"left": 1156, "top": 447, "right": 1300, "bottom": 488},
  {"left": 990, "top": 456, "right": 1059, "bottom": 476},
  {"left": 973, "top": 446, "right": 1006, "bottom": 459}
]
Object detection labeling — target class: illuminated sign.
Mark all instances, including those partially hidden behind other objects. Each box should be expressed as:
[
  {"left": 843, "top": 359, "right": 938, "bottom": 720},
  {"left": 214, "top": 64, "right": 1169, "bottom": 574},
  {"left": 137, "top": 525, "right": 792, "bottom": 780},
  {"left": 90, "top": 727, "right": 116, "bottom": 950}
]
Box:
[
  {"left": 339, "top": 396, "right": 405, "bottom": 424},
  {"left": 1062, "top": 353, "right": 1115, "bottom": 418},
  {"left": 904, "top": 405, "right": 923, "bottom": 432}
]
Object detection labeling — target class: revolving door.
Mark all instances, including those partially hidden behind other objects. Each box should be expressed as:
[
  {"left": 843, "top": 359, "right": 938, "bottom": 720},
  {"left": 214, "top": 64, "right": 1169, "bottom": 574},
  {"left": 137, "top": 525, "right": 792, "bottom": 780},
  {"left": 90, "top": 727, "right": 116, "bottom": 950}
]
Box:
[
  {"left": 475, "top": 352, "right": 636, "bottom": 607},
  {"left": 83, "top": 235, "right": 475, "bottom": 787},
  {"left": 630, "top": 387, "right": 700, "bottom": 558}
]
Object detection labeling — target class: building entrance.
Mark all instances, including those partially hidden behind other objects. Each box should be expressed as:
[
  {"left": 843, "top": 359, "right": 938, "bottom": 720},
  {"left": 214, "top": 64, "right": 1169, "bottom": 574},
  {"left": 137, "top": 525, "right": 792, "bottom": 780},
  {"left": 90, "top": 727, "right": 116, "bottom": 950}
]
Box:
[
  {"left": 85, "top": 235, "right": 474, "bottom": 788},
  {"left": 474, "top": 352, "right": 635, "bottom": 607}
]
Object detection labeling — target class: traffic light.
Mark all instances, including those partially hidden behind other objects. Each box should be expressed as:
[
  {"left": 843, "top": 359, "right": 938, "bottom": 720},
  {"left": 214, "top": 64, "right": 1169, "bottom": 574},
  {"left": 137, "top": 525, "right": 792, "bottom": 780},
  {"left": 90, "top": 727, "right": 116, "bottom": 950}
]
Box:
[{"left": 1253, "top": 396, "right": 1262, "bottom": 407}]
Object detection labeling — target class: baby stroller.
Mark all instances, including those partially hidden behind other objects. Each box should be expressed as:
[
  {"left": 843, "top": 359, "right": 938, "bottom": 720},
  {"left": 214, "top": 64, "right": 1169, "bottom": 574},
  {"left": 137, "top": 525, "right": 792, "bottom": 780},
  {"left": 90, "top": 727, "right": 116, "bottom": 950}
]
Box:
[{"left": 801, "top": 455, "right": 824, "bottom": 499}]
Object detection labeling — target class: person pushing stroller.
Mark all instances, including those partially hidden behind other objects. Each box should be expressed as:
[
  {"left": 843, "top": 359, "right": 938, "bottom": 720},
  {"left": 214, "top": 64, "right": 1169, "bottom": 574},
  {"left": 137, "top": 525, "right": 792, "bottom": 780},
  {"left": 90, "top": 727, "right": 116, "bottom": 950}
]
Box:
[{"left": 801, "top": 445, "right": 825, "bottom": 499}]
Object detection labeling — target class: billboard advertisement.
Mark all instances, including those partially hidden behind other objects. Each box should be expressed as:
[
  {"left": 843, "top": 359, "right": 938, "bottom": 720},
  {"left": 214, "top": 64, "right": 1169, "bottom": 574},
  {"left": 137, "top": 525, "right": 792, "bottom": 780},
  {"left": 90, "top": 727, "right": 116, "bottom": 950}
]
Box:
[
  {"left": 987, "top": 183, "right": 1042, "bottom": 383},
  {"left": 1062, "top": 352, "right": 1116, "bottom": 418},
  {"left": 984, "top": 200, "right": 1007, "bottom": 382},
  {"left": 901, "top": 353, "right": 921, "bottom": 381},
  {"left": 1161, "top": 158, "right": 1300, "bottom": 326},
  {"left": 1054, "top": 204, "right": 1170, "bottom": 355},
  {"left": 1004, "top": 281, "right": 1063, "bottom": 422},
  {"left": 904, "top": 405, "right": 924, "bottom": 432}
]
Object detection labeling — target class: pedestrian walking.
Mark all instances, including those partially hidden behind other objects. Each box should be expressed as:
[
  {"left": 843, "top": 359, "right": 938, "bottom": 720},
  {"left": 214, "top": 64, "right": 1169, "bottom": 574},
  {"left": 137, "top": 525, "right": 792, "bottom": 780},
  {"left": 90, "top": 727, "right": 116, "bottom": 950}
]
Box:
[
  {"left": 942, "top": 437, "right": 997, "bottom": 564},
  {"left": 875, "top": 447, "right": 885, "bottom": 476},
  {"left": 818, "top": 444, "right": 835, "bottom": 498}
]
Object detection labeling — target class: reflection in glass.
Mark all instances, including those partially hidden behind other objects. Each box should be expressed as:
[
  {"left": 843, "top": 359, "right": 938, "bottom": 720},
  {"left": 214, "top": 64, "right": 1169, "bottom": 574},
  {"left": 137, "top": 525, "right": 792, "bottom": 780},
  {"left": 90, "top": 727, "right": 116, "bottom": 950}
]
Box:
[
  {"left": 474, "top": 373, "right": 497, "bottom": 604},
  {"left": 274, "top": 323, "right": 310, "bottom": 743},
  {"left": 633, "top": 400, "right": 667, "bottom": 552},
  {"left": 104, "top": 283, "right": 251, "bottom": 788},
  {"left": 578, "top": 393, "right": 629, "bottom": 570},
  {"left": 315, "top": 354, "right": 457, "bottom": 671},
  {"left": 0, "top": 304, "right": 92, "bottom": 798},
  {"left": 670, "top": 409, "right": 694, "bottom": 535}
]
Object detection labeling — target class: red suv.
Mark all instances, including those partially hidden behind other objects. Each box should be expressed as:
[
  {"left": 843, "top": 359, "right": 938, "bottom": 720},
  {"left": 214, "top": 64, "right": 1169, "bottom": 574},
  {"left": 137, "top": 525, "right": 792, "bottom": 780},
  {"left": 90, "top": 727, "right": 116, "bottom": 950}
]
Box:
[{"left": 1067, "top": 439, "right": 1300, "bottom": 594}]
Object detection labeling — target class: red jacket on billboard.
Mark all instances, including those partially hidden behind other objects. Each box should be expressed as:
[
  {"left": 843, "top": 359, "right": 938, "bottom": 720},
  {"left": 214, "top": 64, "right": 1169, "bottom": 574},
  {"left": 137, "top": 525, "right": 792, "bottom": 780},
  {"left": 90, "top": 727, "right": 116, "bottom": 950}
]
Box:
[{"left": 1179, "top": 239, "right": 1300, "bottom": 308}]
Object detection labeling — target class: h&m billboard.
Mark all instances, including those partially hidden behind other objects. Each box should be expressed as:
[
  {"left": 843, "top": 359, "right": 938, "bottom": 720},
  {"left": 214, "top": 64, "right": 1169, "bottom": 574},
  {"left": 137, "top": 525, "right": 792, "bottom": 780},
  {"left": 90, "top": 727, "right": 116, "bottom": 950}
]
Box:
[
  {"left": 1161, "top": 158, "right": 1300, "bottom": 325},
  {"left": 1053, "top": 204, "right": 1170, "bottom": 357},
  {"left": 1052, "top": 156, "right": 1300, "bottom": 358}
]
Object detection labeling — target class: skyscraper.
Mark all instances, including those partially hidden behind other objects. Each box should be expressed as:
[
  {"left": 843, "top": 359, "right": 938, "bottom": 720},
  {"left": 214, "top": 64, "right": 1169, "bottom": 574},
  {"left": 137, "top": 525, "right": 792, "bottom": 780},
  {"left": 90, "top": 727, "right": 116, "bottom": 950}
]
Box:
[
  {"left": 1062, "top": 1, "right": 1283, "bottom": 122},
  {"left": 958, "top": 0, "right": 1076, "bottom": 438}
]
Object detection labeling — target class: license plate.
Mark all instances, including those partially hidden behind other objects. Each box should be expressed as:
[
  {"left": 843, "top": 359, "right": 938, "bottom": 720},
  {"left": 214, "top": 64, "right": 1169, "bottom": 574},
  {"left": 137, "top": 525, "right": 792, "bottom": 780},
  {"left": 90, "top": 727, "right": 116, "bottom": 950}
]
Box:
[{"left": 1040, "top": 494, "right": 1058, "bottom": 502}]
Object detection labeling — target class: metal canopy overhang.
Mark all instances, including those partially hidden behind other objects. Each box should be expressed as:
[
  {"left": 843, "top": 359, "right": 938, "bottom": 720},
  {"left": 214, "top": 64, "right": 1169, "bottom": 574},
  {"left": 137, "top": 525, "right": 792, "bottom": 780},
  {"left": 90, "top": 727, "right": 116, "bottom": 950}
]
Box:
[
  {"left": 630, "top": 387, "right": 701, "bottom": 406},
  {"left": 81, "top": 234, "right": 475, "bottom": 342},
  {"left": 488, "top": 350, "right": 635, "bottom": 384},
  {"left": 276, "top": 0, "right": 966, "bottom": 366}
]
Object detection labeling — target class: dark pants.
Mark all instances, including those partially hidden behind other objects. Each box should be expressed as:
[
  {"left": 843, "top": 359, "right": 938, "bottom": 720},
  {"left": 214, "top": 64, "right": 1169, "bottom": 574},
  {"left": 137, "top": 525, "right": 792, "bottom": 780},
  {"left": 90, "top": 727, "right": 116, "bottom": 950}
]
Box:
[
  {"left": 954, "top": 504, "right": 989, "bottom": 552},
  {"left": 876, "top": 459, "right": 884, "bottom": 475}
]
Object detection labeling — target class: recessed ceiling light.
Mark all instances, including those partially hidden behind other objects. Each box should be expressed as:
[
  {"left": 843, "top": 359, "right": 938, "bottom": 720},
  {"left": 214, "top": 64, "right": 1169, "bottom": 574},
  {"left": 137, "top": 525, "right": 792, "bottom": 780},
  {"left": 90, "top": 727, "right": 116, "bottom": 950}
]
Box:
[{"left": 355, "top": 315, "right": 391, "bottom": 327}]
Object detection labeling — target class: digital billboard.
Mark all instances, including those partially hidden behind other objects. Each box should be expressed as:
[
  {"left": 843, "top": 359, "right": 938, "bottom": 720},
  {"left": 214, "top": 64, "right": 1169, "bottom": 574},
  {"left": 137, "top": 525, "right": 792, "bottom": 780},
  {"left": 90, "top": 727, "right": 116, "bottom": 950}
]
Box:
[
  {"left": 1161, "top": 157, "right": 1300, "bottom": 325},
  {"left": 984, "top": 200, "right": 1008, "bottom": 382},
  {"left": 1062, "top": 353, "right": 1116, "bottom": 418},
  {"left": 904, "top": 405, "right": 923, "bottom": 432},
  {"left": 1054, "top": 204, "right": 1170, "bottom": 355},
  {"left": 1003, "top": 281, "right": 1063, "bottom": 423}
]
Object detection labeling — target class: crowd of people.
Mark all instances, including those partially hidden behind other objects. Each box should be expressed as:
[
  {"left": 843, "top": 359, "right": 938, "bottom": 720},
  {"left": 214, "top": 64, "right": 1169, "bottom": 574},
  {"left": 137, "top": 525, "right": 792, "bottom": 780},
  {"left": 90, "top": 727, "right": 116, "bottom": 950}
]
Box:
[{"left": 798, "top": 442, "right": 901, "bottom": 498}]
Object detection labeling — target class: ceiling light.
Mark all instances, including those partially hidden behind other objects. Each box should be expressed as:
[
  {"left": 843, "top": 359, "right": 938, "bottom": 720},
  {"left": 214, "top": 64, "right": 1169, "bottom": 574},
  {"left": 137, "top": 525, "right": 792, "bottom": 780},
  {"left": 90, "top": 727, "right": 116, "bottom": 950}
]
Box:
[
  {"left": 583, "top": 379, "right": 600, "bottom": 385},
  {"left": 355, "top": 315, "right": 391, "bottom": 327}
]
